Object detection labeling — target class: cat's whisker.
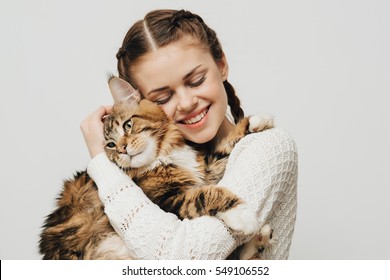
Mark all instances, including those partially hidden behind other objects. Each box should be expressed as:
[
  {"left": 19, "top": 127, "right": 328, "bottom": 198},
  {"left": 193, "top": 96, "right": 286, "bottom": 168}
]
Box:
[{"left": 40, "top": 86, "right": 271, "bottom": 260}]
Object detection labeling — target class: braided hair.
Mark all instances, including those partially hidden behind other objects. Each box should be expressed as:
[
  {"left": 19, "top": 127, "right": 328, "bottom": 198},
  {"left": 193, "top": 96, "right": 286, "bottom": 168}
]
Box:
[{"left": 116, "top": 9, "right": 244, "bottom": 123}]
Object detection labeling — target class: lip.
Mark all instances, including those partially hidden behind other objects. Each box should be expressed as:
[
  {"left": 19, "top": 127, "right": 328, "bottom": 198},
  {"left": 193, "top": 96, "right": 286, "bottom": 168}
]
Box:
[
  {"left": 176, "top": 106, "right": 210, "bottom": 129},
  {"left": 176, "top": 106, "right": 210, "bottom": 124}
]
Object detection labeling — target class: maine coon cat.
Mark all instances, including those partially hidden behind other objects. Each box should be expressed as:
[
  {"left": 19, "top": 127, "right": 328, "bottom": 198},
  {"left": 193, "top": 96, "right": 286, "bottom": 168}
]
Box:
[{"left": 39, "top": 77, "right": 274, "bottom": 260}]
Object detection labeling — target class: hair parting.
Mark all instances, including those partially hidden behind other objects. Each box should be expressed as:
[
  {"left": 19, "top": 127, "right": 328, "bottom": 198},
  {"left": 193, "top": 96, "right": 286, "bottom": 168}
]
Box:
[{"left": 116, "top": 9, "right": 244, "bottom": 123}]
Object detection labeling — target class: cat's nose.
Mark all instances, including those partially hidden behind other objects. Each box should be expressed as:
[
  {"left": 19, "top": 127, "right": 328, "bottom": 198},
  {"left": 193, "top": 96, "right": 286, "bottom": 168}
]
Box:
[{"left": 117, "top": 144, "right": 127, "bottom": 154}]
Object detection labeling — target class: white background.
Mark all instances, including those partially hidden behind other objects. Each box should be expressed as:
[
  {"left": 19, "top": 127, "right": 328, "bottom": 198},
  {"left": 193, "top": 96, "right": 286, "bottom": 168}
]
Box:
[{"left": 0, "top": 0, "right": 389, "bottom": 259}]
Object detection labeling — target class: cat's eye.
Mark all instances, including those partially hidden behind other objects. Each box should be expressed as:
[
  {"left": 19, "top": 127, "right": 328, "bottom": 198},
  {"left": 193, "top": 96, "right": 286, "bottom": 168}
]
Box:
[
  {"left": 106, "top": 142, "right": 116, "bottom": 149},
  {"left": 124, "top": 119, "right": 133, "bottom": 132}
]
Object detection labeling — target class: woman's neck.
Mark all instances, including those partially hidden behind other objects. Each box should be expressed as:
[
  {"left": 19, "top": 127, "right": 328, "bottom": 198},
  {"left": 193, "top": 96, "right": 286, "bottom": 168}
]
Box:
[
  {"left": 201, "top": 116, "right": 234, "bottom": 151},
  {"left": 214, "top": 116, "right": 235, "bottom": 143}
]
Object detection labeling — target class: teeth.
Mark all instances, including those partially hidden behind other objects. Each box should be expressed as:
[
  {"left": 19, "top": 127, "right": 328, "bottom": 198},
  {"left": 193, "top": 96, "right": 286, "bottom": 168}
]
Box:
[{"left": 182, "top": 108, "right": 208, "bottom": 125}]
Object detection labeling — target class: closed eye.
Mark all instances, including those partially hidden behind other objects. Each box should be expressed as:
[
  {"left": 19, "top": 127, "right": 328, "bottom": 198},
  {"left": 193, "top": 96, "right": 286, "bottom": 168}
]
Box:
[
  {"left": 153, "top": 89, "right": 172, "bottom": 105},
  {"left": 188, "top": 75, "right": 206, "bottom": 88}
]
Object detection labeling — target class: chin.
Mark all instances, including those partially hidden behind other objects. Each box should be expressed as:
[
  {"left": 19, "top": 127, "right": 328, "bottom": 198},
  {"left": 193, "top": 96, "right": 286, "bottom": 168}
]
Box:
[
  {"left": 115, "top": 156, "right": 132, "bottom": 169},
  {"left": 129, "top": 156, "right": 148, "bottom": 168},
  {"left": 130, "top": 151, "right": 156, "bottom": 168},
  {"left": 185, "top": 131, "right": 217, "bottom": 144}
]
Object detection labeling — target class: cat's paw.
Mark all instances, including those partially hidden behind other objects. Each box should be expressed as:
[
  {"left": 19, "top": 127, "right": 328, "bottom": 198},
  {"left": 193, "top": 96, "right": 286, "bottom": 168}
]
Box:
[
  {"left": 248, "top": 114, "right": 274, "bottom": 133},
  {"left": 239, "top": 224, "right": 274, "bottom": 260},
  {"left": 216, "top": 203, "right": 258, "bottom": 236}
]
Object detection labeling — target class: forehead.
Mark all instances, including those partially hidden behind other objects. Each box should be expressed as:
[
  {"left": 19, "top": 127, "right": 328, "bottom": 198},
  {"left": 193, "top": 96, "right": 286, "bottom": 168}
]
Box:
[
  {"left": 104, "top": 115, "right": 124, "bottom": 140},
  {"left": 132, "top": 37, "right": 213, "bottom": 90},
  {"left": 103, "top": 105, "right": 133, "bottom": 139}
]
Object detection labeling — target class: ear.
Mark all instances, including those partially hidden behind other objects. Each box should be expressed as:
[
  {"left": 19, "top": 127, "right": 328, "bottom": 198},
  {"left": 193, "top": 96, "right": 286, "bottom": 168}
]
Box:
[
  {"left": 217, "top": 52, "right": 229, "bottom": 81},
  {"left": 108, "top": 76, "right": 141, "bottom": 104}
]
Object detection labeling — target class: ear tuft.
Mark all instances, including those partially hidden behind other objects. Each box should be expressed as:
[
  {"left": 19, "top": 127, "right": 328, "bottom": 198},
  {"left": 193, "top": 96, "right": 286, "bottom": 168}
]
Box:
[{"left": 108, "top": 76, "right": 141, "bottom": 104}]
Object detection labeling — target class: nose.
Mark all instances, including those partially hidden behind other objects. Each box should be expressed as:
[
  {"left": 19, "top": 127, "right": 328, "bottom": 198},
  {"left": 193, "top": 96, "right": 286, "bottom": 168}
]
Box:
[
  {"left": 176, "top": 88, "right": 198, "bottom": 112},
  {"left": 117, "top": 139, "right": 127, "bottom": 154}
]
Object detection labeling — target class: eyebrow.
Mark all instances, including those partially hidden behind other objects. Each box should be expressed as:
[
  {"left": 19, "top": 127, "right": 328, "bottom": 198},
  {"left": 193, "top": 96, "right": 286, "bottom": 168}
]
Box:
[
  {"left": 183, "top": 64, "right": 203, "bottom": 80},
  {"left": 146, "top": 64, "right": 203, "bottom": 96}
]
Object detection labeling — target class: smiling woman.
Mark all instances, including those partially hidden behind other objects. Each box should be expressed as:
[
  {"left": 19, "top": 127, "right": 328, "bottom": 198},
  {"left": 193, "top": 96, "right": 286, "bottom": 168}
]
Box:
[
  {"left": 77, "top": 9, "right": 298, "bottom": 260},
  {"left": 131, "top": 36, "right": 230, "bottom": 144},
  {"left": 40, "top": 76, "right": 275, "bottom": 260}
]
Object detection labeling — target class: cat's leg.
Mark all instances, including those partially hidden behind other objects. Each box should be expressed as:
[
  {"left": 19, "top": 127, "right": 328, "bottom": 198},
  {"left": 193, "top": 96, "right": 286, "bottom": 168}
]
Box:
[
  {"left": 180, "top": 185, "right": 259, "bottom": 236},
  {"left": 91, "top": 234, "right": 134, "bottom": 260},
  {"left": 248, "top": 114, "right": 274, "bottom": 133},
  {"left": 213, "top": 114, "right": 274, "bottom": 155},
  {"left": 215, "top": 202, "right": 259, "bottom": 236},
  {"left": 239, "top": 224, "right": 274, "bottom": 260},
  {"left": 213, "top": 117, "right": 250, "bottom": 154}
]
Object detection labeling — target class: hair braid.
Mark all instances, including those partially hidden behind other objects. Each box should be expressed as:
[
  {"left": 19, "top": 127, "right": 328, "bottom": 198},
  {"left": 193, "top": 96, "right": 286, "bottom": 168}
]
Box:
[
  {"left": 116, "top": 9, "right": 245, "bottom": 123},
  {"left": 224, "top": 80, "right": 244, "bottom": 123}
]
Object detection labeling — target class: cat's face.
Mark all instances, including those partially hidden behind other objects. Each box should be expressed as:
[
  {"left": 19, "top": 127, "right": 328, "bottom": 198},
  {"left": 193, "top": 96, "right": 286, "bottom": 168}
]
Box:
[
  {"left": 103, "top": 77, "right": 169, "bottom": 169},
  {"left": 103, "top": 100, "right": 167, "bottom": 169}
]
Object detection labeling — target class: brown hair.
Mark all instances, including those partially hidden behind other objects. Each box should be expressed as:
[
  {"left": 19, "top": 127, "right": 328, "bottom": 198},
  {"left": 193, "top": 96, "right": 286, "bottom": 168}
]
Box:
[{"left": 116, "top": 9, "right": 244, "bottom": 123}]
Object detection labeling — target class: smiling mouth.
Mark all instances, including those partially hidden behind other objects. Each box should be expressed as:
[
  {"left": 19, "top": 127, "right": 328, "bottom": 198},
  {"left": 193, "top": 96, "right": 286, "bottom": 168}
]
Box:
[{"left": 179, "top": 107, "right": 209, "bottom": 125}]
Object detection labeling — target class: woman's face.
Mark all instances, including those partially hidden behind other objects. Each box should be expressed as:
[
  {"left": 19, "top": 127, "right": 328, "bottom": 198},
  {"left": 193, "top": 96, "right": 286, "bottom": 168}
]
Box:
[{"left": 131, "top": 36, "right": 231, "bottom": 144}]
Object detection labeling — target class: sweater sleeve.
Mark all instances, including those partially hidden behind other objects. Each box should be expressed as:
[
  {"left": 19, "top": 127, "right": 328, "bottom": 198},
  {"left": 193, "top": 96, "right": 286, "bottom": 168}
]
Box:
[
  {"left": 87, "top": 153, "right": 237, "bottom": 259},
  {"left": 218, "top": 128, "right": 298, "bottom": 259},
  {"left": 87, "top": 127, "right": 298, "bottom": 259}
]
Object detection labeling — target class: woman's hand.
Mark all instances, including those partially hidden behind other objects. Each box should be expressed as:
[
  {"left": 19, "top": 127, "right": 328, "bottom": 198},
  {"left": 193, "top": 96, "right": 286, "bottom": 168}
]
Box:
[{"left": 80, "top": 105, "right": 112, "bottom": 158}]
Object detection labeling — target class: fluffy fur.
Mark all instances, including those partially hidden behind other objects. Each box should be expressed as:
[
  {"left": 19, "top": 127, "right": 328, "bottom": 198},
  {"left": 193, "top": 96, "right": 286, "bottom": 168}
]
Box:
[{"left": 39, "top": 77, "right": 274, "bottom": 260}]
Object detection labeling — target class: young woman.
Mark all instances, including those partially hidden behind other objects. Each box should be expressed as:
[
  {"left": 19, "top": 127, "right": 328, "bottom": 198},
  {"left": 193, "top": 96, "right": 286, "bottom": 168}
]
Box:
[{"left": 81, "top": 9, "right": 298, "bottom": 259}]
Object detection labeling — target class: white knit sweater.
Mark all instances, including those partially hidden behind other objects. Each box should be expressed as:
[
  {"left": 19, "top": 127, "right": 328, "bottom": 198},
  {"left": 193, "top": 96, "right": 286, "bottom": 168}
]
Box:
[{"left": 87, "top": 128, "right": 298, "bottom": 259}]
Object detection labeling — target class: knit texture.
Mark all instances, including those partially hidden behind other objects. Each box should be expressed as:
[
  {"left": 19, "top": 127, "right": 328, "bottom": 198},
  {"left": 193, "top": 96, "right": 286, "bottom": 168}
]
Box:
[{"left": 87, "top": 128, "right": 298, "bottom": 259}]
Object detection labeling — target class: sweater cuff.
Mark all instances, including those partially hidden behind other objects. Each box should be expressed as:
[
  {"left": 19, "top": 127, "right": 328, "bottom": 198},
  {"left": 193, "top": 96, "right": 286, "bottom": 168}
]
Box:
[{"left": 87, "top": 152, "right": 134, "bottom": 201}]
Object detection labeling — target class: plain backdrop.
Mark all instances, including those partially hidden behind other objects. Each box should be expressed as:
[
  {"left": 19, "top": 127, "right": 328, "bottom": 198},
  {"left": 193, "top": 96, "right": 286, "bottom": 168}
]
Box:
[{"left": 1, "top": 0, "right": 389, "bottom": 259}]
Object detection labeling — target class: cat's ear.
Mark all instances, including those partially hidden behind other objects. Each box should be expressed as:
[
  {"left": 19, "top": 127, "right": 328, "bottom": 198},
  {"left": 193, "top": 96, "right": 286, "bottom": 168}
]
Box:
[{"left": 108, "top": 76, "right": 141, "bottom": 104}]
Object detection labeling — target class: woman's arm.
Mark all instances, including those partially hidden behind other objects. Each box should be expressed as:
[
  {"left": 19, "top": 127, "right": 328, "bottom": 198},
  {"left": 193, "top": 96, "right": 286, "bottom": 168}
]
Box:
[
  {"left": 87, "top": 127, "right": 297, "bottom": 259},
  {"left": 81, "top": 105, "right": 238, "bottom": 259},
  {"left": 81, "top": 106, "right": 297, "bottom": 259},
  {"left": 88, "top": 153, "right": 238, "bottom": 259},
  {"left": 218, "top": 128, "right": 298, "bottom": 259}
]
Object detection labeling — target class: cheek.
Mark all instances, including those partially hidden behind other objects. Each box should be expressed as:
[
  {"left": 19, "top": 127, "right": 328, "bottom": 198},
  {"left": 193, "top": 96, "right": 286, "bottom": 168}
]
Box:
[
  {"left": 105, "top": 149, "right": 114, "bottom": 160},
  {"left": 203, "top": 75, "right": 227, "bottom": 101},
  {"left": 206, "top": 81, "right": 228, "bottom": 112},
  {"left": 217, "top": 80, "right": 228, "bottom": 100},
  {"left": 105, "top": 149, "right": 123, "bottom": 166},
  {"left": 159, "top": 102, "right": 176, "bottom": 119}
]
